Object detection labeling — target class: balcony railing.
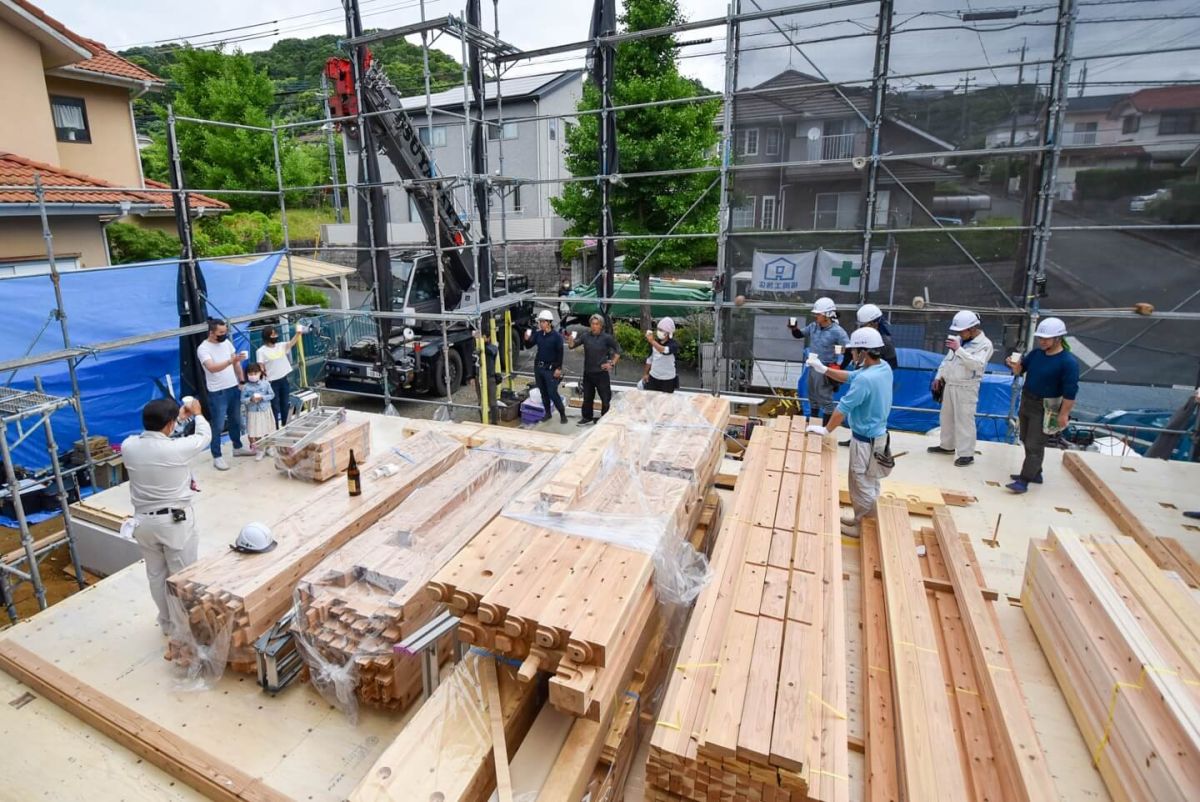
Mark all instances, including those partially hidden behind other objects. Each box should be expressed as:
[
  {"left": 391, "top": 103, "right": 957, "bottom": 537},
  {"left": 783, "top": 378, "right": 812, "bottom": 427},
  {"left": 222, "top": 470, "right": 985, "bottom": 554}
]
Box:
[
  {"left": 1064, "top": 130, "right": 1098, "bottom": 146},
  {"left": 820, "top": 132, "right": 858, "bottom": 160}
]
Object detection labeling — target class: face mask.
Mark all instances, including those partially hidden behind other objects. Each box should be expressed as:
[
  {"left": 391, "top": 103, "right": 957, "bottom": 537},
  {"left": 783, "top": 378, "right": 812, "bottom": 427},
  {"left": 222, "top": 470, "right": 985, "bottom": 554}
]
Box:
[
  {"left": 216, "top": 333, "right": 228, "bottom": 343},
  {"left": 248, "top": 374, "right": 261, "bottom": 383},
  {"left": 265, "top": 333, "right": 278, "bottom": 343},
  {"left": 656, "top": 330, "right": 668, "bottom": 341}
]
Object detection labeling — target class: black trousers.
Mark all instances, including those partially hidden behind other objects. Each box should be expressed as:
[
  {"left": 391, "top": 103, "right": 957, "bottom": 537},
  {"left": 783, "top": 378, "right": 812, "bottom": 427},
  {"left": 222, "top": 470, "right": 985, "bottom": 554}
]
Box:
[
  {"left": 1017, "top": 391, "right": 1047, "bottom": 481},
  {"left": 581, "top": 370, "right": 612, "bottom": 421},
  {"left": 645, "top": 375, "right": 678, "bottom": 393},
  {"left": 535, "top": 367, "right": 565, "bottom": 418},
  {"left": 269, "top": 376, "right": 290, "bottom": 426}
]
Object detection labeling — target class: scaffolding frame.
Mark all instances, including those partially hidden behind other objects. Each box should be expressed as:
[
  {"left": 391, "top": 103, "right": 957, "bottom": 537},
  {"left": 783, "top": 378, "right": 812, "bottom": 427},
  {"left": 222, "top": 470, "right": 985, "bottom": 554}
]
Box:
[{"left": 3, "top": 0, "right": 1200, "bottom": 559}]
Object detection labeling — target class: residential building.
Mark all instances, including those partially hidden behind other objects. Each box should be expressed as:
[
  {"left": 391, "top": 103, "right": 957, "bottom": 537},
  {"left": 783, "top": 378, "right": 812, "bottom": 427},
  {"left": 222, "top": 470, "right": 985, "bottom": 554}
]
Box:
[
  {"left": 984, "top": 114, "right": 1040, "bottom": 150},
  {"left": 728, "top": 69, "right": 955, "bottom": 233},
  {"left": 328, "top": 70, "right": 582, "bottom": 289},
  {"left": 1108, "top": 85, "right": 1200, "bottom": 164},
  {"left": 0, "top": 0, "right": 227, "bottom": 274}
]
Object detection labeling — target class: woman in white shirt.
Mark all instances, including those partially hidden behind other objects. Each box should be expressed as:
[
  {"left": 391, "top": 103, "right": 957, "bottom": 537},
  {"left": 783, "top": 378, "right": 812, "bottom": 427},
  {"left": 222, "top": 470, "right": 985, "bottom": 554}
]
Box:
[{"left": 256, "top": 324, "right": 304, "bottom": 425}]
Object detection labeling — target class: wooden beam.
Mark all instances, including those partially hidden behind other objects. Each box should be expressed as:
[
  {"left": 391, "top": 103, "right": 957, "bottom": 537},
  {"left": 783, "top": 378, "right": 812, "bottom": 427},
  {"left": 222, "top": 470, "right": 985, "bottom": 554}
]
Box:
[
  {"left": 481, "top": 658, "right": 514, "bottom": 802},
  {"left": 0, "top": 642, "right": 289, "bottom": 802}
]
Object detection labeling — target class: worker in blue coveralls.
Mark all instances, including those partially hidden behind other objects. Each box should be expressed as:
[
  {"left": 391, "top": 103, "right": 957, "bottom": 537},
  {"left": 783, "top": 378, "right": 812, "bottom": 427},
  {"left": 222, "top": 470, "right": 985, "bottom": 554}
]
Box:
[{"left": 788, "top": 296, "right": 848, "bottom": 423}]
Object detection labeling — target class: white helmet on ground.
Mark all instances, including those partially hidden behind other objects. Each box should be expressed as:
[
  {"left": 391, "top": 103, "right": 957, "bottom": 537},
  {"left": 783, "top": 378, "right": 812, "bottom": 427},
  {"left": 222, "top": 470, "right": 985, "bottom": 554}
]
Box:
[
  {"left": 856, "top": 303, "right": 883, "bottom": 324},
  {"left": 949, "top": 310, "right": 981, "bottom": 332},
  {"left": 1034, "top": 317, "right": 1067, "bottom": 338},
  {"left": 537, "top": 310, "right": 554, "bottom": 323},
  {"left": 231, "top": 522, "right": 277, "bottom": 554},
  {"left": 848, "top": 327, "right": 885, "bottom": 350},
  {"left": 812, "top": 297, "right": 837, "bottom": 316},
  {"left": 657, "top": 317, "right": 676, "bottom": 335}
]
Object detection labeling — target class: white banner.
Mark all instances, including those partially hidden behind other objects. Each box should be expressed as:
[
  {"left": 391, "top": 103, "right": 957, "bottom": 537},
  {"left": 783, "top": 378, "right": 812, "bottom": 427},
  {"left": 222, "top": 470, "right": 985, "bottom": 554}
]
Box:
[
  {"left": 813, "top": 249, "right": 884, "bottom": 293},
  {"left": 750, "top": 251, "right": 815, "bottom": 293}
]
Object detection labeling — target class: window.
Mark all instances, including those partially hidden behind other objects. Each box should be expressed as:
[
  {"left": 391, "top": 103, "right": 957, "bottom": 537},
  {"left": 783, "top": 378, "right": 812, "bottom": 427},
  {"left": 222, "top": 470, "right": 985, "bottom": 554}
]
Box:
[
  {"left": 814, "top": 192, "right": 859, "bottom": 229},
  {"left": 1122, "top": 114, "right": 1140, "bottom": 134},
  {"left": 1159, "top": 111, "right": 1198, "bottom": 136},
  {"left": 418, "top": 125, "right": 447, "bottom": 148},
  {"left": 735, "top": 128, "right": 759, "bottom": 157},
  {"left": 487, "top": 121, "right": 518, "bottom": 140},
  {"left": 731, "top": 196, "right": 756, "bottom": 229},
  {"left": 760, "top": 195, "right": 778, "bottom": 230},
  {"left": 50, "top": 96, "right": 90, "bottom": 143},
  {"left": 1071, "top": 121, "right": 1098, "bottom": 146},
  {"left": 765, "top": 128, "right": 781, "bottom": 157},
  {"left": 548, "top": 120, "right": 557, "bottom": 141},
  {"left": 512, "top": 185, "right": 523, "bottom": 212},
  {"left": 873, "top": 190, "right": 891, "bottom": 226}
]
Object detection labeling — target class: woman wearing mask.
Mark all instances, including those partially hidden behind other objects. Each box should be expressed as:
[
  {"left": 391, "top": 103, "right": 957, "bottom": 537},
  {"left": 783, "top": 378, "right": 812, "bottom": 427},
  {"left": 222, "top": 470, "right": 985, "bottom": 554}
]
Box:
[
  {"left": 642, "top": 317, "right": 680, "bottom": 393},
  {"left": 256, "top": 323, "right": 305, "bottom": 426}
]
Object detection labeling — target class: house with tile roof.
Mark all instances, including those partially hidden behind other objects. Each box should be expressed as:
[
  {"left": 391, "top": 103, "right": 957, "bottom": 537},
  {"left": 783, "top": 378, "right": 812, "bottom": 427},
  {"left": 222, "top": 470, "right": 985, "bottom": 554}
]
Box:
[
  {"left": 1108, "top": 85, "right": 1200, "bottom": 164},
  {"left": 0, "top": 0, "right": 228, "bottom": 274}
]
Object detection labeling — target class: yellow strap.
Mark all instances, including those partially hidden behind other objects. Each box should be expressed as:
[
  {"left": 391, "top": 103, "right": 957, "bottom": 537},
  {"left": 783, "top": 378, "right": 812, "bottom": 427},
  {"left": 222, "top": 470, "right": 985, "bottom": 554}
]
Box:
[{"left": 808, "top": 691, "right": 847, "bottom": 720}]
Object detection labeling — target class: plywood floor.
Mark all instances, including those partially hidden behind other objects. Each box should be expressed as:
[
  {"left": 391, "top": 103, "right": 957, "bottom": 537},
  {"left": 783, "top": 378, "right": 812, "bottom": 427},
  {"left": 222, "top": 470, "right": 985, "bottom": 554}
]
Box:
[{"left": 1, "top": 417, "right": 1197, "bottom": 802}]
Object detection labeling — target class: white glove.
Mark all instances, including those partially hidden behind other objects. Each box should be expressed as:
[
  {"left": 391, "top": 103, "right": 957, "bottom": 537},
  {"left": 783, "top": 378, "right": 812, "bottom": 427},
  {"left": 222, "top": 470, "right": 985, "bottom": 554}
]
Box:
[
  {"left": 806, "top": 425, "right": 829, "bottom": 436},
  {"left": 806, "top": 353, "right": 827, "bottom": 375}
]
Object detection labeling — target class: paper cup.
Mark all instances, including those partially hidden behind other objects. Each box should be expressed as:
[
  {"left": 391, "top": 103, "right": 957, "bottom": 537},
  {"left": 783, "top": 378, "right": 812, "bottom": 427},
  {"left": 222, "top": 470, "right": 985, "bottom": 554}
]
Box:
[
  {"left": 833, "top": 344, "right": 844, "bottom": 356},
  {"left": 646, "top": 329, "right": 654, "bottom": 338},
  {"left": 788, "top": 316, "right": 797, "bottom": 327},
  {"left": 1010, "top": 351, "right": 1022, "bottom": 365}
]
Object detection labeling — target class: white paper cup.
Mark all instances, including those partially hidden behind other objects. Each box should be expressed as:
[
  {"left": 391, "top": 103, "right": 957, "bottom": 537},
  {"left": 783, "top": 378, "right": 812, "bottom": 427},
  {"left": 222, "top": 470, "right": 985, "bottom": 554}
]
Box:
[
  {"left": 788, "top": 317, "right": 797, "bottom": 327},
  {"left": 646, "top": 329, "right": 653, "bottom": 338},
  {"left": 1010, "top": 351, "right": 1022, "bottom": 365},
  {"left": 833, "top": 344, "right": 844, "bottom": 356},
  {"left": 946, "top": 335, "right": 961, "bottom": 347}
]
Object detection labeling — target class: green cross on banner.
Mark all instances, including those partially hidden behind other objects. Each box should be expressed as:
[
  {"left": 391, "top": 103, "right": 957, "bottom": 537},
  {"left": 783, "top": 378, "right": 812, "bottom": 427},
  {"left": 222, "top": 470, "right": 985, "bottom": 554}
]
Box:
[{"left": 832, "top": 259, "right": 862, "bottom": 286}]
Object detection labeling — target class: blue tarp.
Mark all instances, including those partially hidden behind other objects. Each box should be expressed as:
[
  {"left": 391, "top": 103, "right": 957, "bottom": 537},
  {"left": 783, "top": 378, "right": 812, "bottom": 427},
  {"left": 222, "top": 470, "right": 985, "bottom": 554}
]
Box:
[
  {"left": 2, "top": 254, "right": 281, "bottom": 469},
  {"left": 796, "top": 347, "right": 1014, "bottom": 442}
]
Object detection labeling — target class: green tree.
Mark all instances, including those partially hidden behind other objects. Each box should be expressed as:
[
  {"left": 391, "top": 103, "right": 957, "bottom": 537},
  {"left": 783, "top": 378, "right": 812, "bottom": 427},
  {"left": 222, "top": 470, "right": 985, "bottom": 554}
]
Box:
[{"left": 552, "top": 0, "right": 719, "bottom": 329}]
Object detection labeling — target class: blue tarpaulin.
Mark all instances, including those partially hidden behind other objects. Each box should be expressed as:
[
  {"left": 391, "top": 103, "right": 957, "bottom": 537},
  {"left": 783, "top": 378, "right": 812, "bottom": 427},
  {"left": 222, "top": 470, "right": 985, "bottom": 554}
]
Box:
[
  {"left": 796, "top": 347, "right": 1014, "bottom": 442},
  {"left": 1, "top": 254, "right": 281, "bottom": 469}
]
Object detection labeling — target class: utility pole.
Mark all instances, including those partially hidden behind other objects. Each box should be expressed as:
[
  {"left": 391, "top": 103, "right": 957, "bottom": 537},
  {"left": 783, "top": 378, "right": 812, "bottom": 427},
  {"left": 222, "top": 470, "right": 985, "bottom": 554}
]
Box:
[
  {"left": 959, "top": 73, "right": 974, "bottom": 144},
  {"left": 1076, "top": 62, "right": 1088, "bottom": 98},
  {"left": 1005, "top": 38, "right": 1027, "bottom": 197}
]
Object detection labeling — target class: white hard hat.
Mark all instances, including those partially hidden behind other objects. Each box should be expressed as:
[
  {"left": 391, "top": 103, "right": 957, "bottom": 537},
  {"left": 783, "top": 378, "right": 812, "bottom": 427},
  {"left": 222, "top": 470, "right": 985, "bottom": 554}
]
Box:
[
  {"left": 848, "top": 327, "right": 884, "bottom": 350},
  {"left": 657, "top": 317, "right": 676, "bottom": 335},
  {"left": 949, "top": 310, "right": 981, "bottom": 332},
  {"left": 537, "top": 310, "right": 554, "bottom": 322},
  {"left": 231, "top": 522, "right": 277, "bottom": 554},
  {"left": 812, "top": 297, "right": 837, "bottom": 316},
  {"left": 856, "top": 303, "right": 883, "bottom": 324},
  {"left": 1034, "top": 317, "right": 1067, "bottom": 338}
]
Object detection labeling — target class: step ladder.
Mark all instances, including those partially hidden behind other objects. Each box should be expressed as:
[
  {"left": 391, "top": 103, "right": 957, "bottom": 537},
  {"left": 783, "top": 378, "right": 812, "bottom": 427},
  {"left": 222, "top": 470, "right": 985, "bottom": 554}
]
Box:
[{"left": 257, "top": 406, "right": 347, "bottom": 456}]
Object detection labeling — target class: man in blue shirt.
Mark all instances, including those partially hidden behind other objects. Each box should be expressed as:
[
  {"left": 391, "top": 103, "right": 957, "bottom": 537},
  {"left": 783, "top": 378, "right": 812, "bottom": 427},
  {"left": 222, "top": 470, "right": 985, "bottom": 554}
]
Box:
[
  {"left": 524, "top": 310, "right": 567, "bottom": 424},
  {"left": 806, "top": 327, "right": 893, "bottom": 536},
  {"left": 1004, "top": 317, "right": 1079, "bottom": 494},
  {"left": 788, "top": 297, "right": 849, "bottom": 423}
]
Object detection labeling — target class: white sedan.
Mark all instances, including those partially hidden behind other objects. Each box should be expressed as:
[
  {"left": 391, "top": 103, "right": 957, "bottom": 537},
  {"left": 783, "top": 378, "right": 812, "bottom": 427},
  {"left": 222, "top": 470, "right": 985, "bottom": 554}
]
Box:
[{"left": 1129, "top": 188, "right": 1170, "bottom": 212}]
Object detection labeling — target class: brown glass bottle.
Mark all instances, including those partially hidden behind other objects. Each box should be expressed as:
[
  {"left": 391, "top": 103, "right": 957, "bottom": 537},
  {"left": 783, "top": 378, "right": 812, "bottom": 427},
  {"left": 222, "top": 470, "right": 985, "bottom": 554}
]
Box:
[{"left": 347, "top": 449, "right": 362, "bottom": 496}]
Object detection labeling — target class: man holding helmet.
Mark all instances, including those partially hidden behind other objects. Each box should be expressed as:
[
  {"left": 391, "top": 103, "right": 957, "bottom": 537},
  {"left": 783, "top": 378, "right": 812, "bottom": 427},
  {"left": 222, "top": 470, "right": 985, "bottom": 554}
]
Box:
[
  {"left": 524, "top": 309, "right": 567, "bottom": 423},
  {"left": 788, "top": 297, "right": 849, "bottom": 422},
  {"left": 929, "top": 310, "right": 993, "bottom": 467},
  {"left": 805, "top": 327, "right": 894, "bottom": 535},
  {"left": 1004, "top": 317, "right": 1079, "bottom": 494}
]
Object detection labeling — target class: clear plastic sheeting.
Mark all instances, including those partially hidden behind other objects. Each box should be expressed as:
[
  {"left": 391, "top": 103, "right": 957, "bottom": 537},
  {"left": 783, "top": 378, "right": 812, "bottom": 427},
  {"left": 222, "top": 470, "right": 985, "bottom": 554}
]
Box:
[
  {"left": 163, "top": 593, "right": 232, "bottom": 692},
  {"left": 501, "top": 392, "right": 723, "bottom": 605},
  {"left": 272, "top": 417, "right": 372, "bottom": 483},
  {"left": 291, "top": 443, "right": 552, "bottom": 720}
]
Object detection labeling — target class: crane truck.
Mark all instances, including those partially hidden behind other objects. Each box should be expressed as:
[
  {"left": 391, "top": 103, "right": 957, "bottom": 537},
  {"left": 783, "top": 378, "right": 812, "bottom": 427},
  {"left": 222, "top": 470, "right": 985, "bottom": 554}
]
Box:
[{"left": 319, "top": 52, "right": 534, "bottom": 397}]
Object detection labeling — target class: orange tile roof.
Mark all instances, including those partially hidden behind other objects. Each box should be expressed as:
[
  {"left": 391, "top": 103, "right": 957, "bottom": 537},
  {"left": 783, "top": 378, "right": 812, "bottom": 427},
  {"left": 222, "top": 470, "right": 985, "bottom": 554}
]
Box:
[
  {"left": 1127, "top": 85, "right": 1200, "bottom": 113},
  {"left": 10, "top": 0, "right": 163, "bottom": 85},
  {"left": 0, "top": 153, "right": 228, "bottom": 213}
]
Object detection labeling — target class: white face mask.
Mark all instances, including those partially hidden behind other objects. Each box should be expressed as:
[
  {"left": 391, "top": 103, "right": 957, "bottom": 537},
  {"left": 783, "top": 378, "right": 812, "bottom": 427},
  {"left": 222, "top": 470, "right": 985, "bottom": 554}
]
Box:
[
  {"left": 656, "top": 330, "right": 668, "bottom": 341},
  {"left": 248, "top": 374, "right": 261, "bottom": 383}
]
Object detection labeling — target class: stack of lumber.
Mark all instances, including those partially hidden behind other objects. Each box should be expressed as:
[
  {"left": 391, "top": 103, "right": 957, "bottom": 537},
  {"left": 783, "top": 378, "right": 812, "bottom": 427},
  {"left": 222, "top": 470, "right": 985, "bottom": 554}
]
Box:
[
  {"left": 167, "top": 431, "right": 465, "bottom": 670},
  {"left": 1024, "top": 526, "right": 1200, "bottom": 801},
  {"left": 426, "top": 393, "right": 728, "bottom": 722},
  {"left": 1062, "top": 451, "right": 1200, "bottom": 588},
  {"left": 274, "top": 419, "right": 370, "bottom": 482},
  {"left": 838, "top": 478, "right": 976, "bottom": 515},
  {"left": 69, "top": 500, "right": 127, "bottom": 531},
  {"left": 646, "top": 415, "right": 846, "bottom": 802},
  {"left": 292, "top": 446, "right": 552, "bottom": 712},
  {"left": 400, "top": 417, "right": 570, "bottom": 453},
  {"left": 71, "top": 435, "right": 113, "bottom": 466},
  {"left": 863, "top": 500, "right": 1055, "bottom": 802}
]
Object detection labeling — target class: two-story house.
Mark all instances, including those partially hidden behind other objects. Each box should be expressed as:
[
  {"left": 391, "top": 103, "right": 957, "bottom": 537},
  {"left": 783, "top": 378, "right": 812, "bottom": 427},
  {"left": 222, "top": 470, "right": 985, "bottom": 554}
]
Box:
[
  {"left": 1108, "top": 85, "right": 1200, "bottom": 164},
  {"left": 0, "top": 0, "right": 226, "bottom": 275},
  {"left": 728, "top": 70, "right": 955, "bottom": 234},
  {"left": 327, "top": 70, "right": 582, "bottom": 291}
]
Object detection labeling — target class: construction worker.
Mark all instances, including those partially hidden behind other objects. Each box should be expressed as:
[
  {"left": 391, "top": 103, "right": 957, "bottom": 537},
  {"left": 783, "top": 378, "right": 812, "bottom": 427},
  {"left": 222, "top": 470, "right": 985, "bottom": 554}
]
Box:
[
  {"left": 848, "top": 304, "right": 898, "bottom": 370},
  {"left": 524, "top": 310, "right": 567, "bottom": 423},
  {"left": 569, "top": 314, "right": 621, "bottom": 424},
  {"left": 121, "top": 397, "right": 211, "bottom": 635},
  {"left": 643, "top": 317, "right": 680, "bottom": 393},
  {"left": 928, "top": 310, "right": 993, "bottom": 467},
  {"left": 805, "top": 327, "right": 894, "bottom": 536},
  {"left": 1005, "top": 317, "right": 1079, "bottom": 494},
  {"left": 788, "top": 297, "right": 848, "bottom": 422}
]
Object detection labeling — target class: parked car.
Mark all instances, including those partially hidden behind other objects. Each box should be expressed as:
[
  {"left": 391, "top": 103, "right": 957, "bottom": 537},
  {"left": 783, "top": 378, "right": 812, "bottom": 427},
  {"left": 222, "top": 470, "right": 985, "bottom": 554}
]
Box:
[{"left": 1129, "top": 188, "right": 1170, "bottom": 212}]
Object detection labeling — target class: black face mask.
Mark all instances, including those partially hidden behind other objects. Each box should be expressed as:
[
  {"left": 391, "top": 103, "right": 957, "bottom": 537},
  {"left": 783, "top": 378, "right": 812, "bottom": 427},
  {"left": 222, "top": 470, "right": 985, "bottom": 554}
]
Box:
[
  {"left": 265, "top": 334, "right": 278, "bottom": 343},
  {"left": 215, "top": 333, "right": 228, "bottom": 343}
]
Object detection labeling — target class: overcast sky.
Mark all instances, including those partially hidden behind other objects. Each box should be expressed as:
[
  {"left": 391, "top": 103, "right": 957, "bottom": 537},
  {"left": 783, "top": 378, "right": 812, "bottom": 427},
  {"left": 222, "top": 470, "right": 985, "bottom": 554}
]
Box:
[{"left": 37, "top": 0, "right": 1200, "bottom": 96}]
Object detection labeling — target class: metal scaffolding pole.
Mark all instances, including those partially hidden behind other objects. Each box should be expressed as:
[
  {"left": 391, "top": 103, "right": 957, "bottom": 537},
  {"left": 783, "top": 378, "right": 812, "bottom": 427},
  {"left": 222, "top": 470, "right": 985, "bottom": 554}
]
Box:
[
  {"left": 712, "top": 1, "right": 739, "bottom": 393},
  {"left": 321, "top": 72, "right": 346, "bottom": 225},
  {"left": 858, "top": 0, "right": 893, "bottom": 305}
]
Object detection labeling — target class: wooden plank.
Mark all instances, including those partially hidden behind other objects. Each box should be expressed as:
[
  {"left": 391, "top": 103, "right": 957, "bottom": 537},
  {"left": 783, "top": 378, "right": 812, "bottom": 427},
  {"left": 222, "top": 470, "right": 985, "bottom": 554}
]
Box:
[
  {"left": 0, "top": 642, "right": 289, "bottom": 802},
  {"left": 860, "top": 517, "right": 900, "bottom": 802},
  {"left": 736, "top": 616, "right": 783, "bottom": 764},
  {"left": 699, "top": 611, "right": 758, "bottom": 759},
  {"left": 930, "top": 508, "right": 1056, "bottom": 802},
  {"left": 481, "top": 659, "right": 515, "bottom": 802}
]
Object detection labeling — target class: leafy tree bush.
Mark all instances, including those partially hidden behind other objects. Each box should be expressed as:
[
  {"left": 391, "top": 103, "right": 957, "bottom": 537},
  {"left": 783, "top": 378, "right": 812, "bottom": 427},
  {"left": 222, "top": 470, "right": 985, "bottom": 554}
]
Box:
[
  {"left": 263, "top": 284, "right": 330, "bottom": 309},
  {"left": 1075, "top": 168, "right": 1187, "bottom": 201},
  {"left": 106, "top": 223, "right": 180, "bottom": 264}
]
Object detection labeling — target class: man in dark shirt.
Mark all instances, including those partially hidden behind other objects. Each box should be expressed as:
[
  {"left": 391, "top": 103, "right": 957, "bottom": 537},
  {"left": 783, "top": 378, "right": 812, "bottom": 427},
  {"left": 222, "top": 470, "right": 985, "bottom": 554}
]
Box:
[
  {"left": 569, "top": 314, "right": 621, "bottom": 425},
  {"left": 525, "top": 310, "right": 567, "bottom": 424},
  {"left": 1004, "top": 317, "right": 1079, "bottom": 494}
]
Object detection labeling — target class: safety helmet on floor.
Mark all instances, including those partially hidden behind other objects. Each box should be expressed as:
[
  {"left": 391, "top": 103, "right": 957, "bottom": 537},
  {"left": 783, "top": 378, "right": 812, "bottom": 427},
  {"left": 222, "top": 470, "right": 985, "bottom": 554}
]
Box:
[
  {"left": 537, "top": 310, "right": 554, "bottom": 323},
  {"left": 856, "top": 303, "right": 883, "bottom": 324},
  {"left": 231, "top": 522, "right": 277, "bottom": 554},
  {"left": 1034, "top": 317, "right": 1068, "bottom": 338},
  {"left": 848, "top": 327, "right": 885, "bottom": 350},
  {"left": 812, "top": 297, "right": 837, "bottom": 316},
  {"left": 949, "top": 310, "right": 981, "bottom": 332}
]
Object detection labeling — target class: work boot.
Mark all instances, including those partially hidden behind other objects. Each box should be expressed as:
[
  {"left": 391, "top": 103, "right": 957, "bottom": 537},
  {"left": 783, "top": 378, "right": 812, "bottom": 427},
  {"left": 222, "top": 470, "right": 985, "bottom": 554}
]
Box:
[
  {"left": 1010, "top": 473, "right": 1043, "bottom": 484},
  {"left": 839, "top": 513, "right": 857, "bottom": 528},
  {"left": 559, "top": 413, "right": 568, "bottom": 424},
  {"left": 840, "top": 519, "right": 860, "bottom": 537},
  {"left": 213, "top": 457, "right": 230, "bottom": 471},
  {"left": 576, "top": 418, "right": 596, "bottom": 427},
  {"left": 927, "top": 446, "right": 955, "bottom": 455},
  {"left": 1005, "top": 479, "right": 1028, "bottom": 494},
  {"left": 954, "top": 456, "right": 974, "bottom": 467}
]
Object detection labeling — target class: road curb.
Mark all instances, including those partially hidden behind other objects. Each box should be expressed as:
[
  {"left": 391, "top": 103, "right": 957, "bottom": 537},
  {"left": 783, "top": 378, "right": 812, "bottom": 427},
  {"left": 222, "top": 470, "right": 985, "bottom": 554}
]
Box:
[{"left": 1054, "top": 204, "right": 1199, "bottom": 263}]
